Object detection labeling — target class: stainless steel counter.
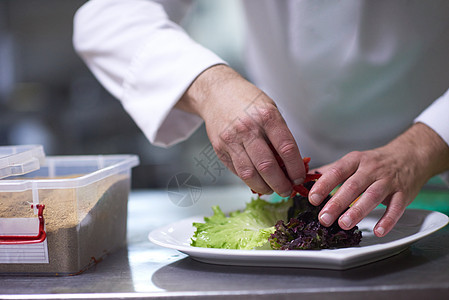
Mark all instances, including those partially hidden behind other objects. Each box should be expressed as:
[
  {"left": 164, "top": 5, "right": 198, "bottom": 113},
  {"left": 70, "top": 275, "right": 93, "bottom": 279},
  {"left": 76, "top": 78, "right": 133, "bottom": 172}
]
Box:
[{"left": 1, "top": 186, "right": 449, "bottom": 299}]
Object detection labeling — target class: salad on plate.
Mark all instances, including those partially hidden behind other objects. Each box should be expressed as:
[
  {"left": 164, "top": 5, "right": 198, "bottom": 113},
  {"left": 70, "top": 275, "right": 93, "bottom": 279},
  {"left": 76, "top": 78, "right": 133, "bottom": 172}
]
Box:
[{"left": 191, "top": 157, "right": 362, "bottom": 251}]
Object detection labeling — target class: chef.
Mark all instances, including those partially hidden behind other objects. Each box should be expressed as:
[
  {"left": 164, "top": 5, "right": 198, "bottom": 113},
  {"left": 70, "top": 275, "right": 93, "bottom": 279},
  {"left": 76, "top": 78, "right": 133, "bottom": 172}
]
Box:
[{"left": 73, "top": 0, "right": 449, "bottom": 237}]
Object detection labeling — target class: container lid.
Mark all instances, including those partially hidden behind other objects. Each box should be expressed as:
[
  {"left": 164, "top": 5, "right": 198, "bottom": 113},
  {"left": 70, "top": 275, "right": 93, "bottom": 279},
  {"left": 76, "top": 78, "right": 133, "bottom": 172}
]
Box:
[{"left": 0, "top": 145, "right": 45, "bottom": 179}]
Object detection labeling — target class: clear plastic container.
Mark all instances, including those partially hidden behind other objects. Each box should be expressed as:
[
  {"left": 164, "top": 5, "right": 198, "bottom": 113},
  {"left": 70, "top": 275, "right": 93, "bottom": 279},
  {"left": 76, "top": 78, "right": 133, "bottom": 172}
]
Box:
[
  {"left": 0, "top": 145, "right": 45, "bottom": 179},
  {"left": 0, "top": 154, "right": 139, "bottom": 275}
]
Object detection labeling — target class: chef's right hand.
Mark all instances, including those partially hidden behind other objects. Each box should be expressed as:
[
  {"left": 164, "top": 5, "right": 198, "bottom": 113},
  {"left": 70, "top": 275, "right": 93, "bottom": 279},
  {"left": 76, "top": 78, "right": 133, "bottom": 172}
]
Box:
[{"left": 176, "top": 64, "right": 306, "bottom": 196}]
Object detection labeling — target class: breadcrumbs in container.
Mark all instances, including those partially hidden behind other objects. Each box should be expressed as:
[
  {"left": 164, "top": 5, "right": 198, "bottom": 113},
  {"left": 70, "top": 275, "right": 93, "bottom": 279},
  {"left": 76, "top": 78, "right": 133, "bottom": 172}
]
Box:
[{"left": 0, "top": 154, "right": 139, "bottom": 276}]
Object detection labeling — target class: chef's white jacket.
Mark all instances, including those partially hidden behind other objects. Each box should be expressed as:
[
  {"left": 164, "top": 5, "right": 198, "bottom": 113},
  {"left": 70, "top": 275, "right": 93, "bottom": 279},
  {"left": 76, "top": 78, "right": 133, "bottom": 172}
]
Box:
[{"left": 73, "top": 0, "right": 449, "bottom": 179}]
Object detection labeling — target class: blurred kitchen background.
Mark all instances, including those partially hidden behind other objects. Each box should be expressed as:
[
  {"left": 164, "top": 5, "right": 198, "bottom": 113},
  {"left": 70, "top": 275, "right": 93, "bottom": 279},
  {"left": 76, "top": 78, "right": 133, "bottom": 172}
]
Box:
[{"left": 0, "top": 0, "right": 247, "bottom": 189}]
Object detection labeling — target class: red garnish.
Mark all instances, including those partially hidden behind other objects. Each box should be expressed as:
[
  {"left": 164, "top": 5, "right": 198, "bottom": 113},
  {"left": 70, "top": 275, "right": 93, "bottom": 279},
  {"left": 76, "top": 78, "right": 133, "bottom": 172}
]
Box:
[
  {"left": 290, "top": 157, "right": 321, "bottom": 197},
  {"left": 250, "top": 144, "right": 322, "bottom": 198},
  {"left": 305, "top": 173, "right": 322, "bottom": 181},
  {"left": 292, "top": 182, "right": 310, "bottom": 198}
]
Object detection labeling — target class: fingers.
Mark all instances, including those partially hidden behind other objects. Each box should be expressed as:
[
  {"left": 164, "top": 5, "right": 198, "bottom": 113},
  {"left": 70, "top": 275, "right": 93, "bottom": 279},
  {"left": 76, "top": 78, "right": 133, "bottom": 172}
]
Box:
[
  {"left": 245, "top": 94, "right": 305, "bottom": 187},
  {"left": 373, "top": 192, "right": 406, "bottom": 237},
  {"left": 320, "top": 171, "right": 374, "bottom": 226},
  {"left": 309, "top": 164, "right": 332, "bottom": 176},
  {"left": 219, "top": 135, "right": 296, "bottom": 197},
  {"left": 266, "top": 126, "right": 306, "bottom": 186},
  {"left": 309, "top": 155, "right": 359, "bottom": 206},
  {"left": 317, "top": 173, "right": 405, "bottom": 235},
  {"left": 212, "top": 94, "right": 304, "bottom": 197},
  {"left": 314, "top": 153, "right": 383, "bottom": 228},
  {"left": 215, "top": 134, "right": 273, "bottom": 195},
  {"left": 310, "top": 149, "right": 413, "bottom": 238},
  {"left": 229, "top": 143, "right": 274, "bottom": 195},
  {"left": 244, "top": 138, "right": 293, "bottom": 197},
  {"left": 335, "top": 179, "right": 392, "bottom": 229}
]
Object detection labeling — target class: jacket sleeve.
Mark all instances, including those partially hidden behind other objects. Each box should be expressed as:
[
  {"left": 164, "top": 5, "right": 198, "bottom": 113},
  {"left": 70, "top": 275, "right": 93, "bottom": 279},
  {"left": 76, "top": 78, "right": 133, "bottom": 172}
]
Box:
[
  {"left": 414, "top": 88, "right": 449, "bottom": 185},
  {"left": 73, "top": 0, "right": 225, "bottom": 147}
]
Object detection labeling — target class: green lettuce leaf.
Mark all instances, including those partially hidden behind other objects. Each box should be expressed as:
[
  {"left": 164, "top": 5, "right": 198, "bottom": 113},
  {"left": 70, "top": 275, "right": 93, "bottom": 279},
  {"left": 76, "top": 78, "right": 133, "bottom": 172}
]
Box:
[{"left": 191, "top": 197, "right": 291, "bottom": 250}]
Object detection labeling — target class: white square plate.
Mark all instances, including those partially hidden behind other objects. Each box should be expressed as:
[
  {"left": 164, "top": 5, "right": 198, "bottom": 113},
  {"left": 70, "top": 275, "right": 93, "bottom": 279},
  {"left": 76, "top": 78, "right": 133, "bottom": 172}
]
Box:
[{"left": 148, "top": 208, "right": 448, "bottom": 270}]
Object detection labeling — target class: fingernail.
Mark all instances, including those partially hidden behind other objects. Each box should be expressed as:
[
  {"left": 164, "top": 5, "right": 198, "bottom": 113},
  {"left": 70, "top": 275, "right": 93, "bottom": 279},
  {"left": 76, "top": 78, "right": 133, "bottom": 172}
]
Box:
[
  {"left": 376, "top": 226, "right": 385, "bottom": 236},
  {"left": 280, "top": 189, "right": 292, "bottom": 198},
  {"left": 340, "top": 215, "right": 353, "bottom": 228},
  {"left": 320, "top": 213, "right": 332, "bottom": 226},
  {"left": 309, "top": 194, "right": 320, "bottom": 205},
  {"left": 293, "top": 178, "right": 304, "bottom": 185}
]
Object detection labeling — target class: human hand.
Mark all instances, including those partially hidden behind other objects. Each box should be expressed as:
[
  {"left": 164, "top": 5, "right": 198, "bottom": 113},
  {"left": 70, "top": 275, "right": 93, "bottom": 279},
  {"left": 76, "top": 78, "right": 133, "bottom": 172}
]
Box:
[
  {"left": 308, "top": 122, "right": 449, "bottom": 237},
  {"left": 176, "top": 64, "right": 306, "bottom": 196}
]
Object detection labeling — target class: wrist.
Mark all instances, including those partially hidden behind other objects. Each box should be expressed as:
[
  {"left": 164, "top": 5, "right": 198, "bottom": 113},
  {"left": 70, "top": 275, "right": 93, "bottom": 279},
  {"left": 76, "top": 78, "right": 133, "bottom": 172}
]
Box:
[
  {"left": 388, "top": 122, "right": 449, "bottom": 181},
  {"left": 176, "top": 64, "right": 262, "bottom": 120},
  {"left": 176, "top": 64, "right": 238, "bottom": 117}
]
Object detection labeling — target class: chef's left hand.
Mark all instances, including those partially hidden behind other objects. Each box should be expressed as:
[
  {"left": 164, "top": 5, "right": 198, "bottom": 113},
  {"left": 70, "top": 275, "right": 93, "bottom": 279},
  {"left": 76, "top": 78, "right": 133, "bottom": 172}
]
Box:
[{"left": 308, "top": 122, "right": 449, "bottom": 237}]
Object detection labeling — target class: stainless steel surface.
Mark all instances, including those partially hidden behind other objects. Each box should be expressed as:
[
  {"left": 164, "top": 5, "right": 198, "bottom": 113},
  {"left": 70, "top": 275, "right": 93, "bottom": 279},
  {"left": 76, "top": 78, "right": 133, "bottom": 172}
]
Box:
[{"left": 1, "top": 186, "right": 449, "bottom": 299}]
